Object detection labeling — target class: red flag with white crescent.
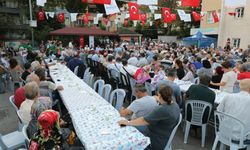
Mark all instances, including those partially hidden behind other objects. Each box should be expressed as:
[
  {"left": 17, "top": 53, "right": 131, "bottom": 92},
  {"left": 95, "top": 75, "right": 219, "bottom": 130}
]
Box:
[
  {"left": 140, "top": 14, "right": 147, "bottom": 21},
  {"left": 192, "top": 11, "right": 201, "bottom": 22},
  {"left": 162, "top": 8, "right": 172, "bottom": 23},
  {"left": 212, "top": 11, "right": 219, "bottom": 23},
  {"left": 181, "top": 0, "right": 200, "bottom": 7},
  {"left": 171, "top": 14, "right": 177, "bottom": 21},
  {"left": 57, "top": 13, "right": 65, "bottom": 23},
  {"left": 128, "top": 2, "right": 140, "bottom": 20},
  {"left": 37, "top": 10, "right": 45, "bottom": 21},
  {"left": 93, "top": 0, "right": 111, "bottom": 4}
]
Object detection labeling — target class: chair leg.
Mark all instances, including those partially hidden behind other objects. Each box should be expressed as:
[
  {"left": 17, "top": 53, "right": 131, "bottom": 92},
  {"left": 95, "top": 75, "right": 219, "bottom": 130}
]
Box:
[
  {"left": 184, "top": 122, "right": 191, "bottom": 144},
  {"left": 201, "top": 124, "right": 207, "bottom": 147},
  {"left": 212, "top": 135, "right": 219, "bottom": 150},
  {"left": 219, "top": 143, "right": 226, "bottom": 150}
]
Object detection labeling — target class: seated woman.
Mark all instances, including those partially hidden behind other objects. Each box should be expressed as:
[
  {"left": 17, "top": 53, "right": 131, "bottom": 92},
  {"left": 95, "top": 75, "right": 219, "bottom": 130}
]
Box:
[
  {"left": 175, "top": 59, "right": 185, "bottom": 80},
  {"left": 209, "top": 66, "right": 224, "bottom": 89},
  {"left": 181, "top": 63, "right": 196, "bottom": 83},
  {"left": 29, "top": 110, "right": 63, "bottom": 150},
  {"left": 118, "top": 85, "right": 180, "bottom": 150}
]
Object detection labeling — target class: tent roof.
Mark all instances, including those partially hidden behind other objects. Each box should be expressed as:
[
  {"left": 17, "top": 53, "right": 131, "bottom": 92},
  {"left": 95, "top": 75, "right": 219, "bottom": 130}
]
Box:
[
  {"left": 183, "top": 31, "right": 216, "bottom": 42},
  {"left": 50, "top": 27, "right": 117, "bottom": 36}
]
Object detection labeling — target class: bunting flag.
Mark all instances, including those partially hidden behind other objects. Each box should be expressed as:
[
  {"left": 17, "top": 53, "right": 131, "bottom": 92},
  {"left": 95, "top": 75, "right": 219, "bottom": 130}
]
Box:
[
  {"left": 93, "top": 0, "right": 111, "bottom": 4},
  {"left": 124, "top": 19, "right": 128, "bottom": 26},
  {"left": 149, "top": 21, "right": 153, "bottom": 26},
  {"left": 80, "top": 37, "right": 84, "bottom": 48},
  {"left": 83, "top": 14, "right": 89, "bottom": 24},
  {"left": 45, "top": 12, "right": 54, "bottom": 18},
  {"left": 177, "top": 9, "right": 191, "bottom": 22},
  {"left": 104, "top": 0, "right": 120, "bottom": 15},
  {"left": 70, "top": 13, "right": 78, "bottom": 22},
  {"left": 140, "top": 14, "right": 147, "bottom": 22},
  {"left": 154, "top": 14, "right": 162, "bottom": 20},
  {"left": 212, "top": 11, "right": 219, "bottom": 23},
  {"left": 149, "top": 6, "right": 158, "bottom": 13},
  {"left": 228, "top": 12, "right": 236, "bottom": 16},
  {"left": 192, "top": 11, "right": 201, "bottom": 22},
  {"left": 128, "top": 2, "right": 140, "bottom": 20},
  {"left": 137, "top": 0, "right": 158, "bottom": 5},
  {"left": 36, "top": 0, "right": 46, "bottom": 6},
  {"left": 171, "top": 14, "right": 177, "bottom": 21},
  {"left": 37, "top": 10, "right": 46, "bottom": 21},
  {"left": 181, "top": 0, "right": 200, "bottom": 7},
  {"left": 57, "top": 13, "right": 65, "bottom": 23},
  {"left": 162, "top": 8, "right": 172, "bottom": 23}
]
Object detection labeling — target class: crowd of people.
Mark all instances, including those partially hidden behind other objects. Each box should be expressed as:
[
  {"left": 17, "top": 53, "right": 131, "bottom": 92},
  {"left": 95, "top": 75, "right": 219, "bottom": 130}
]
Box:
[{"left": 0, "top": 39, "right": 250, "bottom": 149}]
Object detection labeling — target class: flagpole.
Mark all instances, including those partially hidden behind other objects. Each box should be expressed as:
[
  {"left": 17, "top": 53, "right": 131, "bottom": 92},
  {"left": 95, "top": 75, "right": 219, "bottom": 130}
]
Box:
[
  {"left": 29, "top": 0, "right": 34, "bottom": 48},
  {"left": 218, "top": 0, "right": 225, "bottom": 48}
]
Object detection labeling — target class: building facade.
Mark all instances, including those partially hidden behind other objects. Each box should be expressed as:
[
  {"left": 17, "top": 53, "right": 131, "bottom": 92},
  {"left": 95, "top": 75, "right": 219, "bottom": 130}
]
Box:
[
  {"left": 190, "top": 0, "right": 221, "bottom": 38},
  {"left": 0, "top": 0, "right": 30, "bottom": 47},
  {"left": 218, "top": 0, "right": 250, "bottom": 49}
]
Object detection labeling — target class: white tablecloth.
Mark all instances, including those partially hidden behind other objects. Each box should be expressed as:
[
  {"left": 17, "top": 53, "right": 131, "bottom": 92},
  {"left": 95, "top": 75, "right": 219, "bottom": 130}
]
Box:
[{"left": 49, "top": 64, "right": 150, "bottom": 150}]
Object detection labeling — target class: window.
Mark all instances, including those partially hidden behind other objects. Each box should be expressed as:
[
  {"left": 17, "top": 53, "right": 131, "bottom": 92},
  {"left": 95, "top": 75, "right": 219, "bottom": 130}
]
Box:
[
  {"left": 206, "top": 11, "right": 214, "bottom": 24},
  {"left": 232, "top": 38, "right": 240, "bottom": 48},
  {"left": 235, "top": 7, "right": 244, "bottom": 18}
]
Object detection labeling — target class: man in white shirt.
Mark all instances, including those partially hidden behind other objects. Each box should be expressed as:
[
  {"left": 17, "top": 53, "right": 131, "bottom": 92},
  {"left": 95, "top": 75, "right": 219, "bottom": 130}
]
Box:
[
  {"left": 137, "top": 52, "right": 148, "bottom": 67},
  {"left": 127, "top": 53, "right": 138, "bottom": 67},
  {"left": 120, "top": 59, "right": 136, "bottom": 77},
  {"left": 217, "top": 79, "right": 250, "bottom": 140},
  {"left": 18, "top": 82, "right": 40, "bottom": 124}
]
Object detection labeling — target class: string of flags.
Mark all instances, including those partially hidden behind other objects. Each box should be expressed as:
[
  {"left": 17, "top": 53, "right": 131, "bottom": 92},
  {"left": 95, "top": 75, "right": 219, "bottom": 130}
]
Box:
[{"left": 36, "top": 0, "right": 222, "bottom": 26}]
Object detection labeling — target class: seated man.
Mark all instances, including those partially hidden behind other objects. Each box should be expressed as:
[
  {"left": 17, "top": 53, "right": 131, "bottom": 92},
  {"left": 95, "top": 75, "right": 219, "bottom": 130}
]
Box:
[
  {"left": 217, "top": 79, "right": 250, "bottom": 140},
  {"left": 186, "top": 74, "right": 215, "bottom": 105},
  {"left": 156, "top": 68, "right": 182, "bottom": 107},
  {"left": 67, "top": 53, "right": 84, "bottom": 72},
  {"left": 120, "top": 84, "right": 158, "bottom": 119},
  {"left": 120, "top": 59, "right": 136, "bottom": 77}
]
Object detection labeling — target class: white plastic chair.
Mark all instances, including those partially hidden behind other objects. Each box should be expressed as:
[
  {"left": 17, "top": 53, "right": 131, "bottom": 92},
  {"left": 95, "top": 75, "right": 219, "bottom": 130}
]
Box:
[
  {"left": 109, "top": 89, "right": 126, "bottom": 110},
  {"left": 9, "top": 95, "right": 23, "bottom": 131},
  {"left": 212, "top": 111, "right": 250, "bottom": 150},
  {"left": 88, "top": 74, "right": 94, "bottom": 88},
  {"left": 193, "top": 77, "right": 200, "bottom": 84},
  {"left": 145, "top": 82, "right": 153, "bottom": 96},
  {"left": 93, "top": 79, "right": 105, "bottom": 95},
  {"left": 0, "top": 131, "right": 26, "bottom": 150},
  {"left": 73, "top": 66, "right": 79, "bottom": 75},
  {"left": 102, "top": 84, "right": 112, "bottom": 101},
  {"left": 9, "top": 95, "right": 18, "bottom": 112},
  {"left": 22, "top": 125, "right": 30, "bottom": 147},
  {"left": 17, "top": 110, "right": 26, "bottom": 125},
  {"left": 184, "top": 100, "right": 212, "bottom": 147},
  {"left": 83, "top": 67, "right": 90, "bottom": 82},
  {"left": 164, "top": 113, "right": 182, "bottom": 150}
]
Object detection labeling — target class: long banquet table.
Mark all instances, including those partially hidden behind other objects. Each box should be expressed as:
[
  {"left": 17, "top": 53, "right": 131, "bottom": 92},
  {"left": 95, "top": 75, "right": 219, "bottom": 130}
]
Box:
[{"left": 48, "top": 63, "right": 150, "bottom": 150}]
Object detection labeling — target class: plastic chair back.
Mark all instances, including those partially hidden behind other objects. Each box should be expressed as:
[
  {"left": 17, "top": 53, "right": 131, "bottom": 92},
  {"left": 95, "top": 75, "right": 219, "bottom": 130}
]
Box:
[
  {"left": 93, "top": 79, "right": 105, "bottom": 95},
  {"left": 9, "top": 95, "right": 18, "bottom": 112},
  {"left": 185, "top": 100, "right": 212, "bottom": 126},
  {"left": 88, "top": 74, "right": 94, "bottom": 88},
  {"left": 0, "top": 134, "right": 7, "bottom": 149},
  {"left": 73, "top": 66, "right": 79, "bottom": 75},
  {"left": 109, "top": 89, "right": 126, "bottom": 110},
  {"left": 102, "top": 84, "right": 112, "bottom": 101},
  {"left": 193, "top": 77, "right": 200, "bottom": 84},
  {"left": 214, "top": 111, "right": 246, "bottom": 148},
  {"left": 22, "top": 125, "right": 30, "bottom": 145},
  {"left": 83, "top": 67, "right": 90, "bottom": 82},
  {"left": 17, "top": 110, "right": 26, "bottom": 125},
  {"left": 145, "top": 82, "right": 153, "bottom": 96},
  {"left": 164, "top": 114, "right": 182, "bottom": 150}
]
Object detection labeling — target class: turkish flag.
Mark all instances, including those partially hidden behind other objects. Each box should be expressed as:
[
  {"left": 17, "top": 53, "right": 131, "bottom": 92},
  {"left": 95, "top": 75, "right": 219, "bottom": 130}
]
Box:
[
  {"left": 162, "top": 8, "right": 172, "bottom": 23},
  {"left": 124, "top": 19, "right": 128, "bottom": 26},
  {"left": 181, "top": 0, "right": 200, "bottom": 7},
  {"left": 192, "top": 11, "right": 201, "bottom": 22},
  {"left": 140, "top": 14, "right": 147, "bottom": 21},
  {"left": 37, "top": 10, "right": 45, "bottom": 21},
  {"left": 228, "top": 12, "right": 236, "bottom": 16},
  {"left": 128, "top": 2, "right": 140, "bottom": 20},
  {"left": 83, "top": 14, "right": 89, "bottom": 24},
  {"left": 93, "top": 0, "right": 111, "bottom": 4},
  {"left": 80, "top": 37, "right": 84, "bottom": 48},
  {"left": 171, "top": 14, "right": 177, "bottom": 21},
  {"left": 212, "top": 11, "right": 219, "bottom": 23},
  {"left": 57, "top": 13, "right": 64, "bottom": 23}
]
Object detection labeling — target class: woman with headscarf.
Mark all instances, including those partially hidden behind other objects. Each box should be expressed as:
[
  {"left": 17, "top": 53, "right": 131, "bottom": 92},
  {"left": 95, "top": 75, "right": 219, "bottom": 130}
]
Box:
[{"left": 29, "top": 110, "right": 63, "bottom": 150}]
